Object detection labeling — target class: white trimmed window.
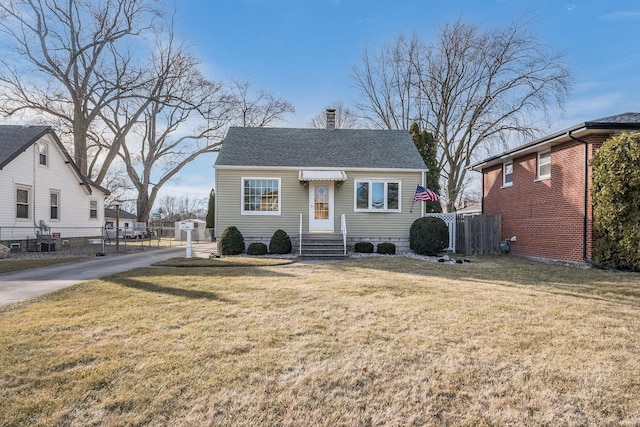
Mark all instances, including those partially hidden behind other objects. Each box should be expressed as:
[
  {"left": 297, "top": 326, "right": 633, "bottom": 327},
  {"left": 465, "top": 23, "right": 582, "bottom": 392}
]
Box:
[
  {"left": 354, "top": 180, "right": 401, "bottom": 212},
  {"left": 38, "top": 143, "right": 48, "bottom": 166},
  {"left": 241, "top": 178, "right": 281, "bottom": 215},
  {"left": 89, "top": 200, "right": 98, "bottom": 219},
  {"left": 538, "top": 151, "right": 551, "bottom": 179},
  {"left": 16, "top": 186, "right": 30, "bottom": 219},
  {"left": 50, "top": 191, "right": 60, "bottom": 220},
  {"left": 503, "top": 162, "right": 513, "bottom": 187}
]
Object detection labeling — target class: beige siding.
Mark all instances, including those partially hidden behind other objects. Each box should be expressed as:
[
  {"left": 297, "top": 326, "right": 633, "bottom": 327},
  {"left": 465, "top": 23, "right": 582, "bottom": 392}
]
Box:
[
  {"left": 215, "top": 168, "right": 425, "bottom": 242},
  {"left": 215, "top": 169, "right": 307, "bottom": 239},
  {"left": 336, "top": 171, "right": 424, "bottom": 240}
]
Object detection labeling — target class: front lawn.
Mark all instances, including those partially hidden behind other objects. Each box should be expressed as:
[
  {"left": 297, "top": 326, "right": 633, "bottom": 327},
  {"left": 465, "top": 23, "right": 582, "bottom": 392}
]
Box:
[{"left": 1, "top": 256, "right": 639, "bottom": 425}]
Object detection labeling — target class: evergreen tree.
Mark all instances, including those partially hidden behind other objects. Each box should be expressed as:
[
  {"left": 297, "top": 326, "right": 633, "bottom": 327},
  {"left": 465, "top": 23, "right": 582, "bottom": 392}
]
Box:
[
  {"left": 410, "top": 123, "right": 442, "bottom": 213},
  {"left": 205, "top": 189, "right": 215, "bottom": 229},
  {"left": 591, "top": 132, "right": 640, "bottom": 270}
]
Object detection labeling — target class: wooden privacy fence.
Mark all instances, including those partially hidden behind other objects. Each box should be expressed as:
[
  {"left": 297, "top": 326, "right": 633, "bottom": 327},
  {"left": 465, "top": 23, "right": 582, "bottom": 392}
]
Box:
[{"left": 455, "top": 214, "right": 501, "bottom": 256}]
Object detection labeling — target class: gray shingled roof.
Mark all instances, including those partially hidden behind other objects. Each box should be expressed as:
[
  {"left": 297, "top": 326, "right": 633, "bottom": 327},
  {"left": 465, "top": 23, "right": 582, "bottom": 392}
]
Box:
[
  {"left": 0, "top": 125, "right": 51, "bottom": 169},
  {"left": 0, "top": 124, "right": 109, "bottom": 195},
  {"left": 586, "top": 112, "right": 640, "bottom": 125},
  {"left": 215, "top": 127, "right": 427, "bottom": 170}
]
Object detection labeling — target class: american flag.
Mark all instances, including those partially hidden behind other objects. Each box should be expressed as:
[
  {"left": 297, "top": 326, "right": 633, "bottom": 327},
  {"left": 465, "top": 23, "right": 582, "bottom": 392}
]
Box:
[{"left": 413, "top": 185, "right": 439, "bottom": 202}]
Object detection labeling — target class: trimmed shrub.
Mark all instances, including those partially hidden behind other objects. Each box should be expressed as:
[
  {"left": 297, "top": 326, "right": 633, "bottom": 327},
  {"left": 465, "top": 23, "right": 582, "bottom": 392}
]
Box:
[
  {"left": 218, "top": 226, "right": 245, "bottom": 255},
  {"left": 269, "top": 229, "right": 292, "bottom": 254},
  {"left": 377, "top": 242, "right": 396, "bottom": 255},
  {"left": 410, "top": 217, "right": 449, "bottom": 256},
  {"left": 354, "top": 241, "right": 374, "bottom": 253},
  {"left": 247, "top": 242, "right": 268, "bottom": 256}
]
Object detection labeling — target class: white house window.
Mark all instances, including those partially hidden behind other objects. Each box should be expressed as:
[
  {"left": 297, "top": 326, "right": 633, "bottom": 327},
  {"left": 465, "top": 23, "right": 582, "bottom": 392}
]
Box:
[
  {"left": 89, "top": 200, "right": 98, "bottom": 219},
  {"left": 16, "top": 187, "right": 30, "bottom": 219},
  {"left": 355, "top": 180, "right": 401, "bottom": 212},
  {"left": 241, "top": 178, "right": 281, "bottom": 215},
  {"left": 503, "top": 162, "right": 513, "bottom": 187},
  {"left": 538, "top": 151, "right": 551, "bottom": 179},
  {"left": 50, "top": 191, "right": 60, "bottom": 220},
  {"left": 38, "top": 143, "right": 48, "bottom": 166}
]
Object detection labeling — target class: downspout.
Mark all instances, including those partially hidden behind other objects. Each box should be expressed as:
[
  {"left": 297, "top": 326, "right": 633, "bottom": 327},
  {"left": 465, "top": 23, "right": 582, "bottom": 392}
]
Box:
[{"left": 567, "top": 132, "right": 620, "bottom": 272}]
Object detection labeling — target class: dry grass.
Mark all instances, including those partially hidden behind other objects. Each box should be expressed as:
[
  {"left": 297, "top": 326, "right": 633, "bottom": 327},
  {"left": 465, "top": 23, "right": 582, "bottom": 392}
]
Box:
[
  {"left": 153, "top": 256, "right": 295, "bottom": 268},
  {"left": 0, "top": 257, "right": 81, "bottom": 274},
  {"left": 1, "top": 255, "right": 639, "bottom": 426}
]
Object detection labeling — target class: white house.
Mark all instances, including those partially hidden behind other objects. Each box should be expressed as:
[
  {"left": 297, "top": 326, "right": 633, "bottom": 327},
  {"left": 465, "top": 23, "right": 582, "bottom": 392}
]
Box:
[{"left": 0, "top": 125, "right": 109, "bottom": 248}]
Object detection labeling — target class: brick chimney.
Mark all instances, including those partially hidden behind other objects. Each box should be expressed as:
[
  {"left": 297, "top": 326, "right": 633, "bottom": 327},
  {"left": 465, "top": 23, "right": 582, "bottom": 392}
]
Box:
[{"left": 326, "top": 108, "right": 336, "bottom": 130}]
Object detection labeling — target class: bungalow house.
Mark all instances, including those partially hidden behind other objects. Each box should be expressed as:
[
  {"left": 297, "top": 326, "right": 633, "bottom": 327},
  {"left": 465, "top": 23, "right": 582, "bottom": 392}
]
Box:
[
  {"left": 214, "top": 111, "right": 429, "bottom": 256},
  {"left": 0, "top": 125, "right": 109, "bottom": 250},
  {"left": 470, "top": 112, "right": 640, "bottom": 265}
]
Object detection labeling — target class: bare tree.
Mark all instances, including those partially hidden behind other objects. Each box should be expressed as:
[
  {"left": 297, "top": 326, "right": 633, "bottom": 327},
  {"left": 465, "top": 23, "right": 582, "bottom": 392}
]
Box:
[
  {"left": 101, "top": 31, "right": 231, "bottom": 223},
  {"left": 352, "top": 34, "right": 425, "bottom": 130},
  {"left": 309, "top": 101, "right": 361, "bottom": 129},
  {"left": 414, "top": 20, "right": 570, "bottom": 211},
  {"left": 229, "top": 80, "right": 294, "bottom": 127},
  {"left": 352, "top": 21, "right": 570, "bottom": 211},
  {"left": 0, "top": 0, "right": 159, "bottom": 179},
  {"left": 157, "top": 194, "right": 206, "bottom": 222}
]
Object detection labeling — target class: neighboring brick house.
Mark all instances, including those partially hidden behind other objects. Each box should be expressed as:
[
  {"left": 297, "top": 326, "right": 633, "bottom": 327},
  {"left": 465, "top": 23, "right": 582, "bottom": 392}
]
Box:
[{"left": 470, "top": 112, "right": 640, "bottom": 265}]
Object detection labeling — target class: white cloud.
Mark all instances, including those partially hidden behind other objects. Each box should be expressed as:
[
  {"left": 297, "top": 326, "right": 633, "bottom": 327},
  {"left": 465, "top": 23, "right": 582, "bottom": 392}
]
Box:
[{"left": 602, "top": 11, "right": 640, "bottom": 20}]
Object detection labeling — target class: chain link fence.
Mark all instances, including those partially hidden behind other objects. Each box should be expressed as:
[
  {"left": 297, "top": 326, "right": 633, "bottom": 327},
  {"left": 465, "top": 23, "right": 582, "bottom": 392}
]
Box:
[{"left": 0, "top": 225, "right": 214, "bottom": 258}]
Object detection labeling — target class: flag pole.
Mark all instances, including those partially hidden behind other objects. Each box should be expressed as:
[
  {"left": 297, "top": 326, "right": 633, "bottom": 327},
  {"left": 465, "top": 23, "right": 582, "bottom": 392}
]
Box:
[{"left": 410, "top": 184, "right": 418, "bottom": 213}]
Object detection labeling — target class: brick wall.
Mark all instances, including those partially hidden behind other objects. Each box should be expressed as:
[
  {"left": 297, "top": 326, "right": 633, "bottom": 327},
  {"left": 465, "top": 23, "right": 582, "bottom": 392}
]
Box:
[{"left": 482, "top": 134, "right": 611, "bottom": 263}]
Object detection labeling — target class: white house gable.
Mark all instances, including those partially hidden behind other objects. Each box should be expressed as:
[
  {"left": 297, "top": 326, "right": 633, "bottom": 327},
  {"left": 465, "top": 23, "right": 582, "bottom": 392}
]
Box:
[{"left": 0, "top": 127, "right": 107, "bottom": 240}]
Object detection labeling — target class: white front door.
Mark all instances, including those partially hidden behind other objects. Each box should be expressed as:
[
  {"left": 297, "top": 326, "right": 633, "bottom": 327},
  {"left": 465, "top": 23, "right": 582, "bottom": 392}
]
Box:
[{"left": 309, "top": 182, "right": 334, "bottom": 232}]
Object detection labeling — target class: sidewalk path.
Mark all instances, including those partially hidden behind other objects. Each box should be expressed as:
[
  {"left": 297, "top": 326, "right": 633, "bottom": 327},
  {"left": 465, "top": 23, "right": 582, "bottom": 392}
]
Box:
[{"left": 0, "top": 243, "right": 216, "bottom": 307}]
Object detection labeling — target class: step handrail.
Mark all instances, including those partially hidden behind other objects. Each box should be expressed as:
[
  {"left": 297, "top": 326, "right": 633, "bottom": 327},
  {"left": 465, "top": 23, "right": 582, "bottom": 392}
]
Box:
[
  {"left": 299, "top": 213, "right": 303, "bottom": 256},
  {"left": 340, "top": 214, "right": 347, "bottom": 255}
]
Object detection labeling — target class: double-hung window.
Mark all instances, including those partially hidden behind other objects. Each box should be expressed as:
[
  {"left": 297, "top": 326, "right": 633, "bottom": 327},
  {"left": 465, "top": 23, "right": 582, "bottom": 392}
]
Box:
[
  {"left": 503, "top": 162, "right": 513, "bottom": 187},
  {"left": 538, "top": 151, "right": 551, "bottom": 180},
  {"left": 38, "top": 143, "right": 48, "bottom": 166},
  {"left": 16, "top": 187, "right": 30, "bottom": 219},
  {"left": 50, "top": 192, "right": 60, "bottom": 220},
  {"left": 241, "top": 178, "right": 281, "bottom": 215},
  {"left": 354, "top": 180, "right": 401, "bottom": 212},
  {"left": 89, "top": 200, "right": 98, "bottom": 219}
]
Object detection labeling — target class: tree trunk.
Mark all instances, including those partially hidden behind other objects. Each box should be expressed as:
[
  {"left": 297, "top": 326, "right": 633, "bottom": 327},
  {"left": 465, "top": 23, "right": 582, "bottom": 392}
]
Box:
[{"left": 73, "top": 118, "right": 88, "bottom": 177}]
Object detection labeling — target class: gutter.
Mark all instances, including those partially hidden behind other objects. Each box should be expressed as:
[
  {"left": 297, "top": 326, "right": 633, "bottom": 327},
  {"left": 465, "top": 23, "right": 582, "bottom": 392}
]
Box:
[{"left": 567, "top": 132, "right": 621, "bottom": 272}]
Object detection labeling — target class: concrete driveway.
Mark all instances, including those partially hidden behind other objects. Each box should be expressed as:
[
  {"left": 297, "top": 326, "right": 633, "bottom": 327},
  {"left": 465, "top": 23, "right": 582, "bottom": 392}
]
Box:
[{"left": 0, "top": 244, "right": 215, "bottom": 307}]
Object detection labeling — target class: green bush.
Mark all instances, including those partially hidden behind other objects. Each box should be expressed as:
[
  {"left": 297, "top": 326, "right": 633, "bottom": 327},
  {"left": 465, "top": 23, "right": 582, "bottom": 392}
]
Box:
[
  {"left": 218, "top": 226, "right": 245, "bottom": 255},
  {"left": 410, "top": 217, "right": 449, "bottom": 256},
  {"left": 269, "top": 229, "right": 292, "bottom": 254},
  {"left": 354, "top": 241, "right": 374, "bottom": 253},
  {"left": 591, "top": 132, "right": 640, "bottom": 270},
  {"left": 377, "top": 242, "right": 396, "bottom": 255},
  {"left": 247, "top": 242, "right": 268, "bottom": 256}
]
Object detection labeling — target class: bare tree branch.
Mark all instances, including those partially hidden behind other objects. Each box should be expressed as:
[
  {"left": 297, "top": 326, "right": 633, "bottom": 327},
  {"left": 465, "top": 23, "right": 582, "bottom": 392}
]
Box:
[
  {"left": 308, "top": 101, "right": 361, "bottom": 129},
  {"left": 352, "top": 20, "right": 570, "bottom": 211},
  {"left": 0, "top": 0, "right": 159, "bottom": 177}
]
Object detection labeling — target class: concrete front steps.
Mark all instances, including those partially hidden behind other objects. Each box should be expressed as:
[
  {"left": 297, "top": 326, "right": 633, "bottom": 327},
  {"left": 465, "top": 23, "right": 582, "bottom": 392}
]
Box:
[{"left": 299, "top": 233, "right": 347, "bottom": 260}]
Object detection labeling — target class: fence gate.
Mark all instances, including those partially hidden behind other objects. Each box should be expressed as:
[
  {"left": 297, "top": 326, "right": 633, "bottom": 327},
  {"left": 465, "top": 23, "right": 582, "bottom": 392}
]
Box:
[
  {"left": 455, "top": 214, "right": 501, "bottom": 256},
  {"left": 424, "top": 213, "right": 457, "bottom": 252}
]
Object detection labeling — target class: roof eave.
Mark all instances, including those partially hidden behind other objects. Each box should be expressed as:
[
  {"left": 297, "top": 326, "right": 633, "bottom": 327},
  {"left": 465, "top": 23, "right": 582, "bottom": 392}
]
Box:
[{"left": 469, "top": 122, "right": 640, "bottom": 172}]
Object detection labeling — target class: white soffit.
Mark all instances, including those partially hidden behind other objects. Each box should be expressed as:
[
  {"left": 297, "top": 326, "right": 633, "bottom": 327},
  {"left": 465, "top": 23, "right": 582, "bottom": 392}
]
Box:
[{"left": 298, "top": 170, "right": 347, "bottom": 181}]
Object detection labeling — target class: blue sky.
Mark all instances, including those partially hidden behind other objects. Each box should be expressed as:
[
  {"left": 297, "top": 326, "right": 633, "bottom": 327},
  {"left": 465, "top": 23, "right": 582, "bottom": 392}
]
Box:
[{"left": 162, "top": 0, "right": 640, "bottom": 200}]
